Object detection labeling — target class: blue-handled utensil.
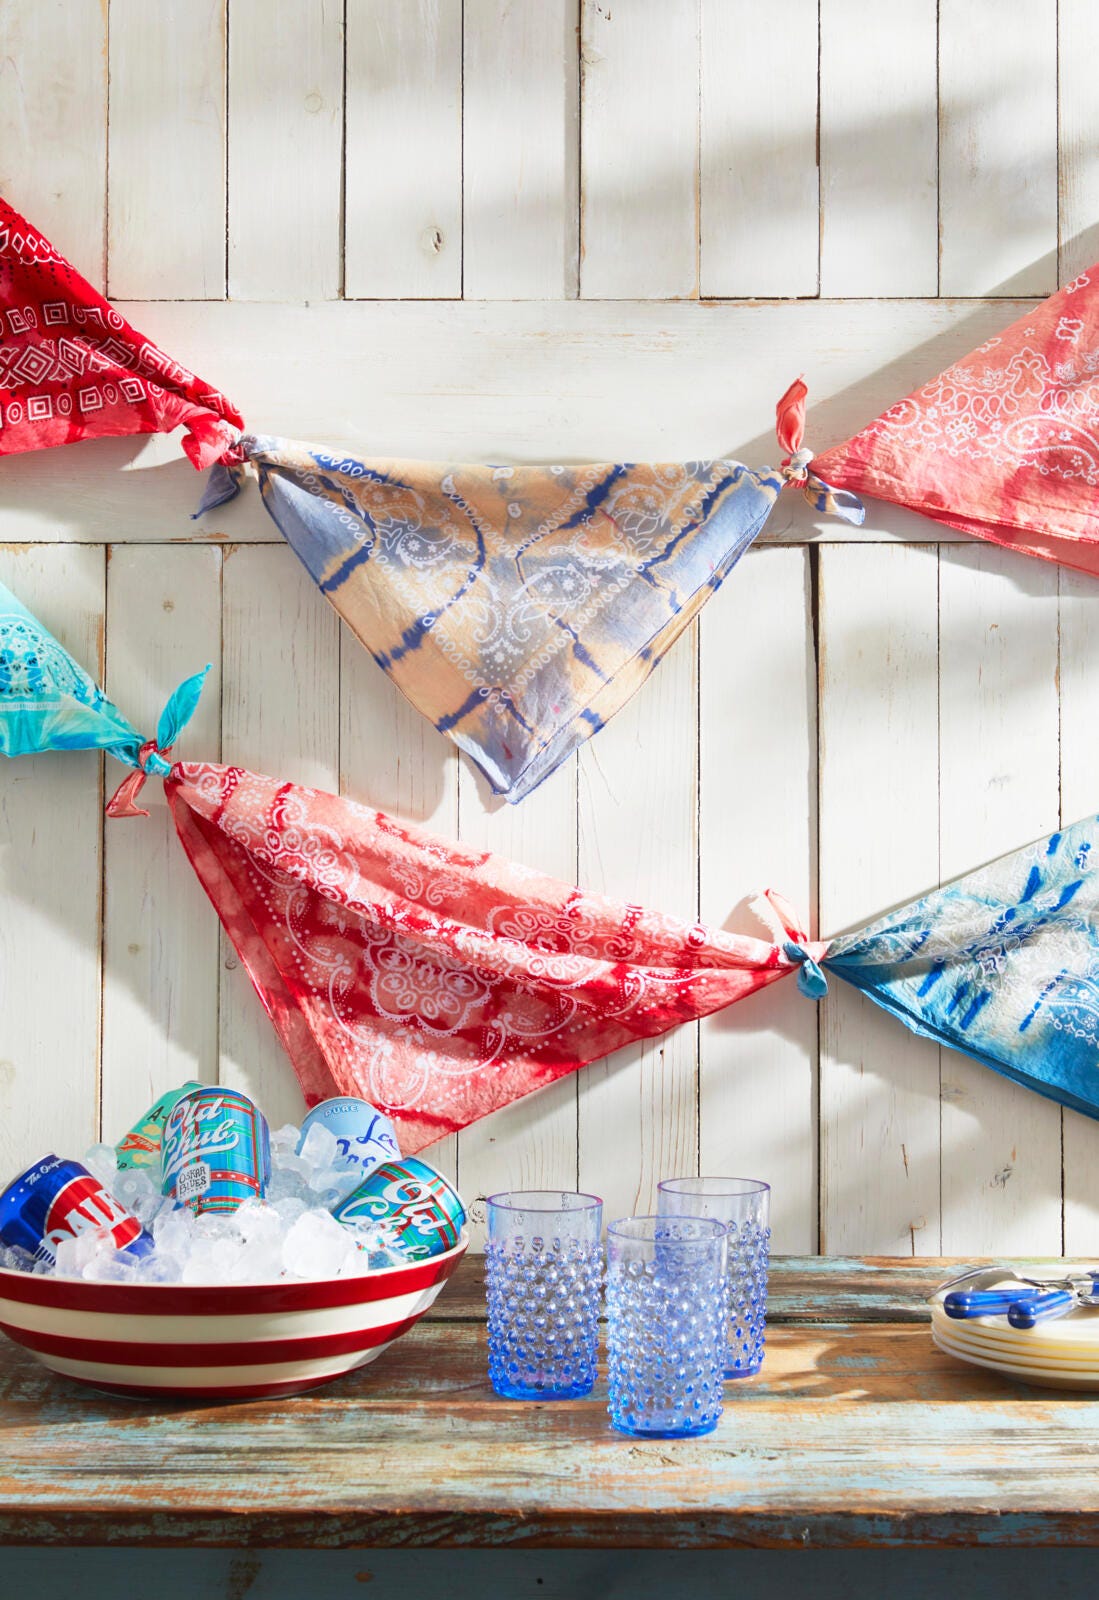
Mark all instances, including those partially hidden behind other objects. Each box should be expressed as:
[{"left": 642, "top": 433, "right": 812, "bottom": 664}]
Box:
[
  {"left": 943, "top": 1283, "right": 1047, "bottom": 1319},
  {"left": 1006, "top": 1275, "right": 1099, "bottom": 1329}
]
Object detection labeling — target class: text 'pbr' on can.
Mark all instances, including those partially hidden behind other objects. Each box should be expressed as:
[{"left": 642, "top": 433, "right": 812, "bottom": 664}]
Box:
[
  {"left": 161, "top": 1088, "right": 271, "bottom": 1215},
  {"left": 0, "top": 1155, "right": 153, "bottom": 1266},
  {"left": 331, "top": 1157, "right": 466, "bottom": 1261}
]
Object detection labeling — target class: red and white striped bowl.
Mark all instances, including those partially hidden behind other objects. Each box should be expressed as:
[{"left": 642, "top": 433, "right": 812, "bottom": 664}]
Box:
[{"left": 0, "top": 1233, "right": 467, "bottom": 1400}]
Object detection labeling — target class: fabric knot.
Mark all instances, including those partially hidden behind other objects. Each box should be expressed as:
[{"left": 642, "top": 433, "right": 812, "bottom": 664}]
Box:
[
  {"left": 781, "top": 446, "right": 813, "bottom": 485},
  {"left": 105, "top": 663, "right": 211, "bottom": 819},
  {"left": 773, "top": 378, "right": 866, "bottom": 529},
  {"left": 783, "top": 940, "right": 829, "bottom": 1000}
]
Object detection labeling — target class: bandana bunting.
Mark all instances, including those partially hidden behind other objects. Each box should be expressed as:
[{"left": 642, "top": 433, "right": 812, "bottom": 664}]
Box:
[{"left": 3, "top": 577, "right": 1099, "bottom": 1147}]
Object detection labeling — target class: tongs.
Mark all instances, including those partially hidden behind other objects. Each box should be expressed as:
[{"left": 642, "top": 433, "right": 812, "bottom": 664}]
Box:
[{"left": 938, "top": 1265, "right": 1099, "bottom": 1329}]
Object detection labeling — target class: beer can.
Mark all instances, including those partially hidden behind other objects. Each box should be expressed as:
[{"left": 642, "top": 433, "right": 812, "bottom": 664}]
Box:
[
  {"left": 331, "top": 1157, "right": 465, "bottom": 1261},
  {"left": 116, "top": 1080, "right": 203, "bottom": 1170},
  {"left": 298, "top": 1096, "right": 401, "bottom": 1175},
  {"left": 0, "top": 1155, "right": 153, "bottom": 1266},
  {"left": 161, "top": 1088, "right": 271, "bottom": 1214}
]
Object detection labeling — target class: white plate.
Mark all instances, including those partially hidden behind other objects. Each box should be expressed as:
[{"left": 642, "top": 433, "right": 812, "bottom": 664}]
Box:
[
  {"left": 932, "top": 1327, "right": 1099, "bottom": 1390},
  {"left": 931, "top": 1315, "right": 1099, "bottom": 1370},
  {"left": 929, "top": 1305, "right": 1099, "bottom": 1365}
]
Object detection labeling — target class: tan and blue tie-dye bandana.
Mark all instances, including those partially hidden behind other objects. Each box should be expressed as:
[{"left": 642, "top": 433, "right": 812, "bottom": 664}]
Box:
[{"left": 198, "top": 383, "right": 863, "bottom": 802}]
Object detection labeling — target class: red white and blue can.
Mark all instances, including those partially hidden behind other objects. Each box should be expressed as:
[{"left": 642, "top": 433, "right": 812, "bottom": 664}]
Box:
[
  {"left": 298, "top": 1096, "right": 401, "bottom": 1175},
  {"left": 0, "top": 1155, "right": 153, "bottom": 1266},
  {"left": 331, "top": 1157, "right": 465, "bottom": 1261},
  {"left": 161, "top": 1088, "right": 271, "bottom": 1215}
]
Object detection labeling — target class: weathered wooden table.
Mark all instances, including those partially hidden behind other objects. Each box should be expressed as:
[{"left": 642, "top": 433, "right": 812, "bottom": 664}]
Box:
[{"left": 0, "top": 1256, "right": 1096, "bottom": 1551}]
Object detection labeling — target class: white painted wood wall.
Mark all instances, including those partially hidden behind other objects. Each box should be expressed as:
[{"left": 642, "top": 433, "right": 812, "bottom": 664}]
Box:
[{"left": 1, "top": 0, "right": 1096, "bottom": 1258}]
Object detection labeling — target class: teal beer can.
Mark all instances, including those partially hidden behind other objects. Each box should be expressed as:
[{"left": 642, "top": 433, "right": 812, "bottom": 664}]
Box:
[{"left": 331, "top": 1157, "right": 465, "bottom": 1260}]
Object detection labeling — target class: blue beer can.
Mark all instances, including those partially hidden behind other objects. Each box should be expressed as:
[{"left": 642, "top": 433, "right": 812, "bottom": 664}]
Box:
[
  {"left": 331, "top": 1157, "right": 465, "bottom": 1261},
  {"left": 161, "top": 1088, "right": 271, "bottom": 1214},
  {"left": 298, "top": 1096, "right": 401, "bottom": 1176},
  {"left": 0, "top": 1155, "right": 154, "bottom": 1266}
]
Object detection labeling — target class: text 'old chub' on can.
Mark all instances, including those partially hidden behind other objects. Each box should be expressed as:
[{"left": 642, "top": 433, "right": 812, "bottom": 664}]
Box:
[
  {"left": 0, "top": 1155, "right": 153, "bottom": 1266},
  {"left": 161, "top": 1088, "right": 271, "bottom": 1215},
  {"left": 331, "top": 1157, "right": 466, "bottom": 1261}
]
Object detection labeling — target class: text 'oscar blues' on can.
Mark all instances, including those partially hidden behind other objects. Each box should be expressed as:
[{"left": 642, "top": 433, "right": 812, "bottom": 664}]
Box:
[
  {"left": 161, "top": 1088, "right": 271, "bottom": 1215},
  {"left": 332, "top": 1157, "right": 466, "bottom": 1261},
  {"left": 297, "top": 1096, "right": 401, "bottom": 1175},
  {"left": 116, "top": 1081, "right": 203, "bottom": 1170},
  {"left": 0, "top": 1155, "right": 153, "bottom": 1265}
]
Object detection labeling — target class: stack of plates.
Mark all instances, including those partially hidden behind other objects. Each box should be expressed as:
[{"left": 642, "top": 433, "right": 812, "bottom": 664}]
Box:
[{"left": 931, "top": 1268, "right": 1099, "bottom": 1390}]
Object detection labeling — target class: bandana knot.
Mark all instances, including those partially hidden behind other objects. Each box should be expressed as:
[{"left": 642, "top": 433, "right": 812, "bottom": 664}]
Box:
[
  {"left": 105, "top": 664, "right": 212, "bottom": 820},
  {"left": 782, "top": 940, "right": 830, "bottom": 1000},
  {"left": 781, "top": 446, "right": 814, "bottom": 485}
]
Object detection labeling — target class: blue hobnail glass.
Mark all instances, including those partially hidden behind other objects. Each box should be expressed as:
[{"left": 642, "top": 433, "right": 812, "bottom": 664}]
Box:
[
  {"left": 658, "top": 1176, "right": 771, "bottom": 1378},
  {"left": 605, "top": 1215, "right": 728, "bottom": 1440},
  {"left": 484, "top": 1190, "right": 602, "bottom": 1401}
]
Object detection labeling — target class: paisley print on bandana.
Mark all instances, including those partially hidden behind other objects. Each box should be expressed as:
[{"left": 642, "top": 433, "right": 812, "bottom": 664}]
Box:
[
  {"left": 812, "top": 263, "right": 1099, "bottom": 575},
  {"left": 197, "top": 382, "right": 863, "bottom": 803},
  {"left": 8, "top": 573, "right": 1099, "bottom": 1146}
]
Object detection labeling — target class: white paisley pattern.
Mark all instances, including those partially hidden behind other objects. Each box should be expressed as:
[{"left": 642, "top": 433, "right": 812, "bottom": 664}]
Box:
[{"left": 167, "top": 761, "right": 800, "bottom": 1149}]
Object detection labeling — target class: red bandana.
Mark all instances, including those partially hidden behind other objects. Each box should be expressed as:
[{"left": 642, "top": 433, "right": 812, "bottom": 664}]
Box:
[
  {"left": 811, "top": 266, "right": 1099, "bottom": 575},
  {"left": 163, "top": 761, "right": 811, "bottom": 1152},
  {"left": 0, "top": 196, "right": 241, "bottom": 469}
]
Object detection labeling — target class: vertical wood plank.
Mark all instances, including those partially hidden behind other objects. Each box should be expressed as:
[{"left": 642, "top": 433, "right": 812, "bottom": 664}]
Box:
[
  {"left": 938, "top": 546, "right": 1061, "bottom": 1254},
  {"left": 698, "top": 550, "right": 817, "bottom": 1254},
  {"left": 700, "top": 0, "right": 818, "bottom": 299},
  {"left": 456, "top": 757, "right": 579, "bottom": 1244},
  {"left": 1058, "top": 0, "right": 1099, "bottom": 282},
  {"left": 219, "top": 545, "right": 340, "bottom": 1128},
  {"left": 576, "top": 632, "right": 698, "bottom": 1225},
  {"left": 344, "top": 0, "right": 463, "bottom": 300},
  {"left": 463, "top": 0, "right": 580, "bottom": 299},
  {"left": 228, "top": 0, "right": 343, "bottom": 300},
  {"left": 339, "top": 625, "right": 459, "bottom": 1183},
  {"left": 0, "top": 544, "right": 104, "bottom": 1171},
  {"left": 580, "top": 0, "right": 699, "bottom": 299},
  {"left": 0, "top": 0, "right": 107, "bottom": 286},
  {"left": 107, "top": 0, "right": 227, "bottom": 300},
  {"left": 939, "top": 0, "right": 1058, "bottom": 295},
  {"left": 818, "top": 544, "right": 941, "bottom": 1255},
  {"left": 1059, "top": 567, "right": 1099, "bottom": 1254},
  {"left": 101, "top": 547, "right": 222, "bottom": 1140},
  {"left": 820, "top": 0, "right": 938, "bottom": 296}
]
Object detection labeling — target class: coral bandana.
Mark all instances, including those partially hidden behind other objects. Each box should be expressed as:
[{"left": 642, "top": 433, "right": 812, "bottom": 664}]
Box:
[
  {"left": 0, "top": 195, "right": 241, "bottom": 469},
  {"left": 166, "top": 763, "right": 805, "bottom": 1151},
  {"left": 198, "top": 382, "right": 863, "bottom": 802},
  {"left": 6, "top": 581, "right": 1099, "bottom": 1146},
  {"left": 812, "top": 264, "right": 1099, "bottom": 575}
]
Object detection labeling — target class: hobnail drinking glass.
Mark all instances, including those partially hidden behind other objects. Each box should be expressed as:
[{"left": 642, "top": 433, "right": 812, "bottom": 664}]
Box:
[
  {"left": 658, "top": 1176, "right": 771, "bottom": 1378},
  {"left": 484, "top": 1190, "right": 603, "bottom": 1400},
  {"left": 604, "top": 1214, "right": 728, "bottom": 1439}
]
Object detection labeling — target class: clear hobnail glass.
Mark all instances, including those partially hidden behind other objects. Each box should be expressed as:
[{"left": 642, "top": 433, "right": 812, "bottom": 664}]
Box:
[
  {"left": 657, "top": 1176, "right": 771, "bottom": 1378},
  {"left": 484, "top": 1190, "right": 603, "bottom": 1401},
  {"left": 604, "top": 1215, "right": 728, "bottom": 1440}
]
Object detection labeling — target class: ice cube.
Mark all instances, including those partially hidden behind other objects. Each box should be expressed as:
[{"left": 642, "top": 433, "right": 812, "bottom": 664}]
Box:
[
  {"left": 85, "top": 1250, "right": 141, "bottom": 1284},
  {"left": 298, "top": 1121, "right": 339, "bottom": 1175},
  {"left": 83, "top": 1143, "right": 118, "bottom": 1185},
  {"left": 54, "top": 1229, "right": 116, "bottom": 1279},
  {"left": 282, "top": 1208, "right": 359, "bottom": 1280},
  {"left": 0, "top": 1243, "right": 38, "bottom": 1274},
  {"left": 111, "top": 1165, "right": 164, "bottom": 1224},
  {"left": 308, "top": 1163, "right": 361, "bottom": 1205}
]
